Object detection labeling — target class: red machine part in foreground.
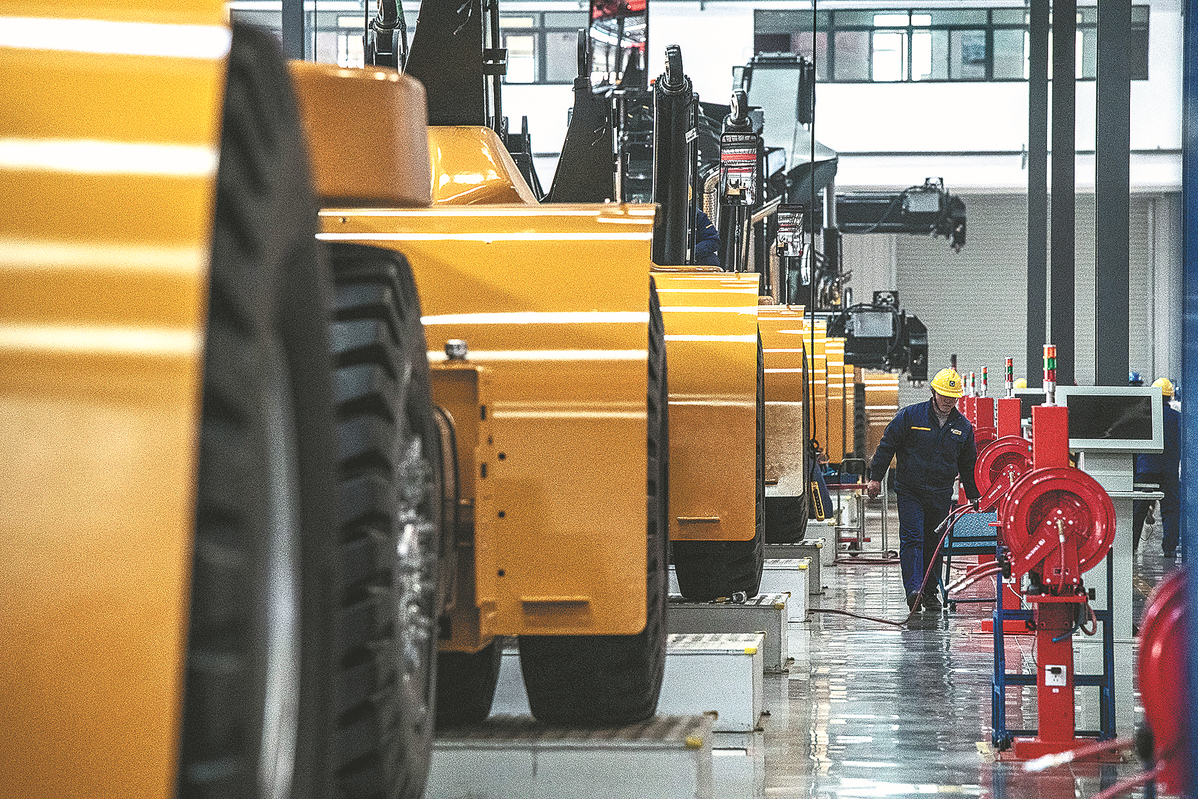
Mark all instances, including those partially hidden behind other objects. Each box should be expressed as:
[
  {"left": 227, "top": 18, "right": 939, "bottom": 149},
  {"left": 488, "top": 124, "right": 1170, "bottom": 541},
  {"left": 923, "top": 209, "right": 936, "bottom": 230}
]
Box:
[
  {"left": 1137, "top": 568, "right": 1189, "bottom": 795},
  {"left": 1000, "top": 466, "right": 1116, "bottom": 588},
  {"left": 974, "top": 435, "right": 1033, "bottom": 511}
]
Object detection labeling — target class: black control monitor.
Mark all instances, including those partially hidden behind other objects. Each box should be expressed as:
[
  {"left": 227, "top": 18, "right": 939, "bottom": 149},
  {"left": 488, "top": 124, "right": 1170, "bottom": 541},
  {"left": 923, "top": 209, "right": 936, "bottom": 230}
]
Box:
[{"left": 1012, "top": 388, "right": 1047, "bottom": 420}]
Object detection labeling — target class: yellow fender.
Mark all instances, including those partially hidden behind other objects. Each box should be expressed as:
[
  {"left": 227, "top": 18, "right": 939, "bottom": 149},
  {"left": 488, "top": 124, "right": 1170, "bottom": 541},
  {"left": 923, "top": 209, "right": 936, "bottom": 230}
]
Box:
[
  {"left": 652, "top": 271, "right": 760, "bottom": 542},
  {"left": 0, "top": 3, "right": 229, "bottom": 796},
  {"left": 758, "top": 305, "right": 808, "bottom": 498}
]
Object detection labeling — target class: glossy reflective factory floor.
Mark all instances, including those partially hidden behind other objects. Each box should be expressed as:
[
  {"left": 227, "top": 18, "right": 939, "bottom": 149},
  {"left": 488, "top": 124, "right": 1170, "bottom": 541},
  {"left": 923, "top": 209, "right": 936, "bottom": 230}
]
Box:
[{"left": 752, "top": 503, "right": 1183, "bottom": 799}]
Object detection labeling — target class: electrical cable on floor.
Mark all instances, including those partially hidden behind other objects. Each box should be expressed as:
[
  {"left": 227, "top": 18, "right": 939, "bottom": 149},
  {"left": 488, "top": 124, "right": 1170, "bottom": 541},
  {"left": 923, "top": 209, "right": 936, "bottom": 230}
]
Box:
[{"left": 814, "top": 505, "right": 975, "bottom": 628}]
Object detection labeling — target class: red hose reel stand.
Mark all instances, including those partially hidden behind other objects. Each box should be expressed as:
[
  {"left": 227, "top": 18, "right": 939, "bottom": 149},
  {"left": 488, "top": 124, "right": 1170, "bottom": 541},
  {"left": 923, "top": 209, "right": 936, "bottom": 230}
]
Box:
[
  {"left": 995, "top": 465, "right": 1117, "bottom": 760},
  {"left": 1137, "top": 568, "right": 1189, "bottom": 795}
]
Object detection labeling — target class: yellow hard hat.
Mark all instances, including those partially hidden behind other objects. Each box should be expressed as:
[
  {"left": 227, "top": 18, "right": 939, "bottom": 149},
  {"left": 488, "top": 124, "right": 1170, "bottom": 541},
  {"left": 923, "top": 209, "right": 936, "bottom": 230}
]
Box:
[
  {"left": 1152, "top": 377, "right": 1174, "bottom": 398},
  {"left": 931, "top": 368, "right": 965, "bottom": 398},
  {"left": 1014, "top": 377, "right": 1027, "bottom": 390}
]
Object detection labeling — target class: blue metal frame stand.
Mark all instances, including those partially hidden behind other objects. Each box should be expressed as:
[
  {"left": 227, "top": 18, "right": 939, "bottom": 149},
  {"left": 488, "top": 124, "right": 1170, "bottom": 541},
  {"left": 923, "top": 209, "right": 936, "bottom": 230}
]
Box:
[{"left": 990, "top": 552, "right": 1117, "bottom": 749}]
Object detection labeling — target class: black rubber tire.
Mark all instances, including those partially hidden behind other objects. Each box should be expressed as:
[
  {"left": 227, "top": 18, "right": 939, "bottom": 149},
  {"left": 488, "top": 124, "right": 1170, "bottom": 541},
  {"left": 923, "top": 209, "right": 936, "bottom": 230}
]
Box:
[
  {"left": 671, "top": 333, "right": 765, "bottom": 601},
  {"left": 516, "top": 278, "right": 669, "bottom": 726},
  {"left": 434, "top": 640, "right": 503, "bottom": 728},
  {"left": 179, "top": 23, "right": 339, "bottom": 799},
  {"left": 326, "top": 242, "right": 441, "bottom": 799}
]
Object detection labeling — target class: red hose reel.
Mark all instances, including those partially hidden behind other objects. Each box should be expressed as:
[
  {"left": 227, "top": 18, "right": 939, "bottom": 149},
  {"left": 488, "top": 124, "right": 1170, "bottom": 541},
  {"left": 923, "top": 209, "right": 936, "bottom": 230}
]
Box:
[
  {"left": 999, "top": 466, "right": 1116, "bottom": 588},
  {"left": 1137, "top": 569, "right": 1189, "bottom": 795},
  {"left": 975, "top": 435, "right": 1033, "bottom": 511}
]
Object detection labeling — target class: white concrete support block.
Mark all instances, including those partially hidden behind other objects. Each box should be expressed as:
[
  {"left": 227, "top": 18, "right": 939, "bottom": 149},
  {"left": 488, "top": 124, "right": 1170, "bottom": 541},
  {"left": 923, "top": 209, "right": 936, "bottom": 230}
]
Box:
[
  {"left": 666, "top": 593, "right": 791, "bottom": 671},
  {"left": 656, "top": 633, "right": 765, "bottom": 732},
  {"left": 758, "top": 560, "right": 811, "bottom": 617},
  {"left": 494, "top": 633, "right": 766, "bottom": 733},
  {"left": 764, "top": 538, "right": 829, "bottom": 588},
  {"left": 427, "top": 714, "right": 714, "bottom": 799}
]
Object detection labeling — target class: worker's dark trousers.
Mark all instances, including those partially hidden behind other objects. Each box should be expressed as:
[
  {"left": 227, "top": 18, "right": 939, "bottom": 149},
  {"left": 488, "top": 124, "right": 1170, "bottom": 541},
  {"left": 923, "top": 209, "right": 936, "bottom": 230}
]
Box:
[
  {"left": 897, "top": 493, "right": 952, "bottom": 596},
  {"left": 1132, "top": 470, "right": 1181, "bottom": 555}
]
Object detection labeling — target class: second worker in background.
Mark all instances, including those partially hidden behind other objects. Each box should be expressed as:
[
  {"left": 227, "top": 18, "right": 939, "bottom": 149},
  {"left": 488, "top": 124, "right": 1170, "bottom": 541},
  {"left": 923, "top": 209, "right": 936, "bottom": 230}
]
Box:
[{"left": 866, "top": 368, "right": 981, "bottom": 611}]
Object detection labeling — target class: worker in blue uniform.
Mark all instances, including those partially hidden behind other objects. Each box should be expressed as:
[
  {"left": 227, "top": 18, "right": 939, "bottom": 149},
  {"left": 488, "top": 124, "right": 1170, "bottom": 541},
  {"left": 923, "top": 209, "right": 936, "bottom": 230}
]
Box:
[
  {"left": 1133, "top": 377, "right": 1182, "bottom": 558},
  {"left": 693, "top": 206, "right": 720, "bottom": 267},
  {"left": 866, "top": 368, "right": 981, "bottom": 611}
]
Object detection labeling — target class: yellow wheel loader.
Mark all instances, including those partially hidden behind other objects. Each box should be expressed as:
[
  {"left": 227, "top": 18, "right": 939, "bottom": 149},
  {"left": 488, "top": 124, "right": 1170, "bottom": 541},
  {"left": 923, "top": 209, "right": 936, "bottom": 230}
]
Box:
[{"left": 292, "top": 64, "right": 669, "bottom": 729}]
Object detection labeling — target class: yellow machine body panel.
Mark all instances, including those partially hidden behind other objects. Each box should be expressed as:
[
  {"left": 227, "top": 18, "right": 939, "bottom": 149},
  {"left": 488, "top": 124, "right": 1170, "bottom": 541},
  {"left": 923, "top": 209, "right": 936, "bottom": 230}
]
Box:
[
  {"left": 427, "top": 126, "right": 539, "bottom": 206},
  {"left": 320, "top": 204, "right": 655, "bottom": 636},
  {"left": 0, "top": 4, "right": 228, "bottom": 797},
  {"left": 652, "top": 271, "right": 760, "bottom": 542},
  {"left": 758, "top": 305, "right": 808, "bottom": 497},
  {"left": 863, "top": 370, "right": 901, "bottom": 466},
  {"left": 430, "top": 363, "right": 498, "bottom": 652},
  {"left": 824, "top": 338, "right": 847, "bottom": 463},
  {"left": 290, "top": 61, "right": 431, "bottom": 207},
  {"left": 807, "top": 319, "right": 828, "bottom": 452}
]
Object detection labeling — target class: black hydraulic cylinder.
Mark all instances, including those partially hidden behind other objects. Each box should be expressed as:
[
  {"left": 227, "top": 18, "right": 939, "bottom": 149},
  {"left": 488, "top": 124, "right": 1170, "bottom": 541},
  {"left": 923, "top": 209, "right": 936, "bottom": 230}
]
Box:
[
  {"left": 718, "top": 89, "right": 755, "bottom": 272},
  {"left": 405, "top": 0, "right": 486, "bottom": 126},
  {"left": 651, "top": 45, "right": 695, "bottom": 266},
  {"left": 546, "top": 32, "right": 616, "bottom": 203}
]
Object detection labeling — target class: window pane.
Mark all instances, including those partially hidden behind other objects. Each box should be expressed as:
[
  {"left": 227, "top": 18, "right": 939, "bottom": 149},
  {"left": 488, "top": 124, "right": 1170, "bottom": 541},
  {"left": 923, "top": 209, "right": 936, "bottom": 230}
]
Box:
[
  {"left": 834, "top": 11, "right": 875, "bottom": 27},
  {"left": 502, "top": 15, "right": 536, "bottom": 28},
  {"left": 874, "top": 13, "right": 908, "bottom": 27},
  {"left": 911, "top": 30, "right": 932, "bottom": 80},
  {"left": 911, "top": 14, "right": 931, "bottom": 26},
  {"left": 872, "top": 30, "right": 907, "bottom": 81},
  {"left": 504, "top": 32, "right": 536, "bottom": 82},
  {"left": 912, "top": 9, "right": 986, "bottom": 25},
  {"left": 1078, "top": 27, "right": 1096, "bottom": 79},
  {"left": 834, "top": 30, "right": 870, "bottom": 80},
  {"left": 544, "top": 12, "right": 587, "bottom": 28},
  {"left": 795, "top": 30, "right": 829, "bottom": 79},
  {"left": 1131, "top": 26, "right": 1149, "bottom": 80},
  {"left": 1078, "top": 8, "right": 1097, "bottom": 24},
  {"left": 991, "top": 9, "right": 1026, "bottom": 25},
  {"left": 992, "top": 28, "right": 1024, "bottom": 79},
  {"left": 755, "top": 33, "right": 791, "bottom": 53},
  {"left": 929, "top": 28, "right": 948, "bottom": 79},
  {"left": 756, "top": 10, "right": 813, "bottom": 32},
  {"left": 545, "top": 30, "right": 579, "bottom": 82},
  {"left": 950, "top": 29, "right": 986, "bottom": 80}
]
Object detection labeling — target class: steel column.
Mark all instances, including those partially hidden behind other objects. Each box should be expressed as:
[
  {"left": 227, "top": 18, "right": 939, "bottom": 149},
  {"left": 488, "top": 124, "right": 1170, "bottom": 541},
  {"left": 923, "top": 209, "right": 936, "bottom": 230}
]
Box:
[
  {"left": 1182, "top": 0, "right": 1198, "bottom": 789},
  {"left": 1050, "top": 0, "right": 1076, "bottom": 387},
  {"left": 1095, "top": 0, "right": 1131, "bottom": 386},
  {"left": 1027, "top": 0, "right": 1049, "bottom": 387},
  {"left": 282, "top": 0, "right": 304, "bottom": 60}
]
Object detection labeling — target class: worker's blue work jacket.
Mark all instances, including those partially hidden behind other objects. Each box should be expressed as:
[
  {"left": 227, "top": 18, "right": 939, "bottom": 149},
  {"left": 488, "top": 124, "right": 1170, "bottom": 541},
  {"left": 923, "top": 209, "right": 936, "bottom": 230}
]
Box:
[{"left": 867, "top": 399, "right": 980, "bottom": 503}]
